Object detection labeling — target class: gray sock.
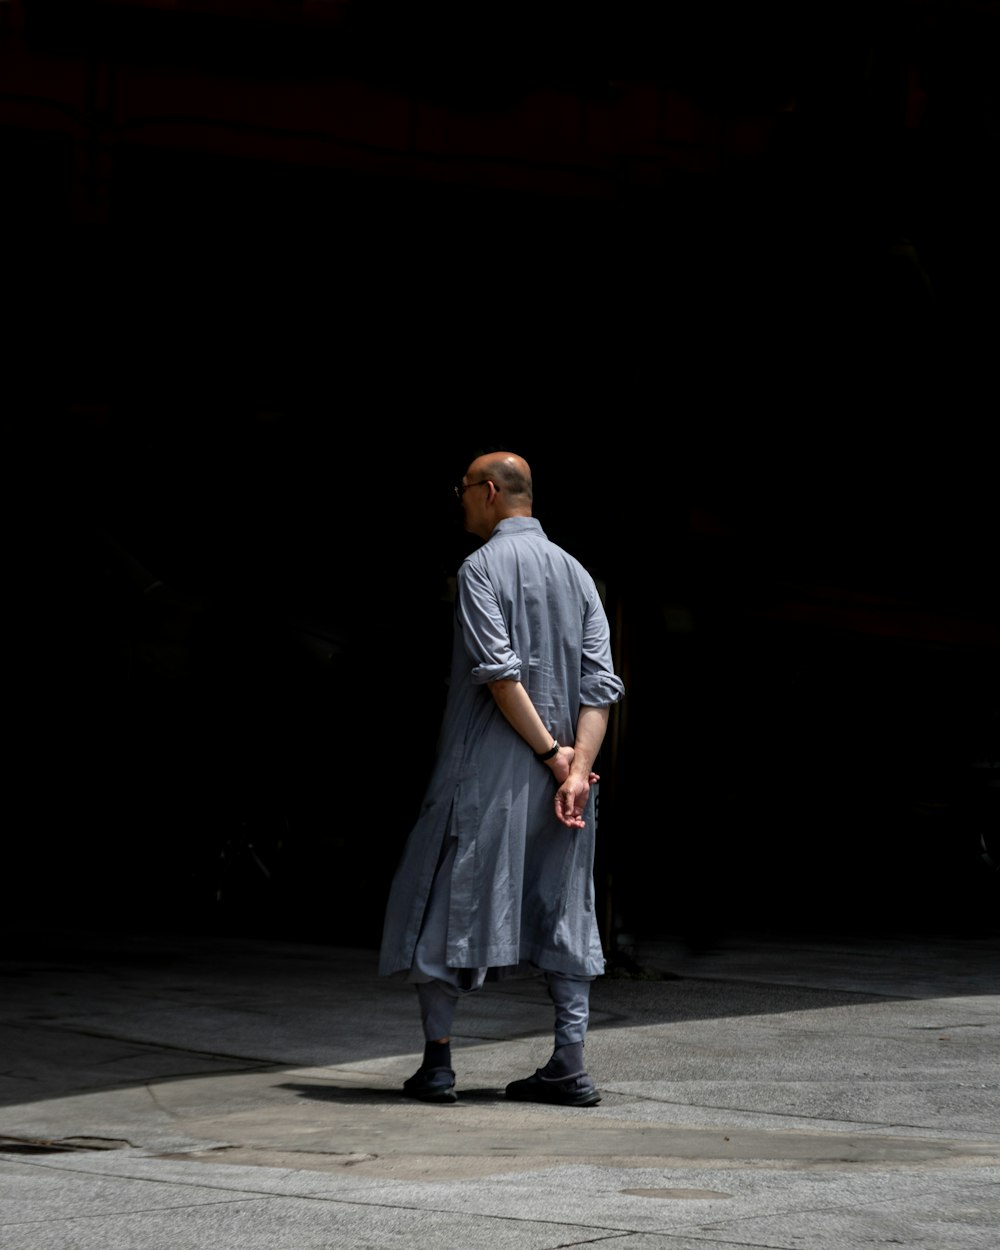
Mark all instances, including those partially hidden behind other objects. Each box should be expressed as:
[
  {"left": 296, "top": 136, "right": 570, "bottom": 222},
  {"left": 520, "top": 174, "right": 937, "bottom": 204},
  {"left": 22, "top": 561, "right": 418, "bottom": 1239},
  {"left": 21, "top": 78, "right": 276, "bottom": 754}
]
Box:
[{"left": 540, "top": 1041, "right": 585, "bottom": 1081}]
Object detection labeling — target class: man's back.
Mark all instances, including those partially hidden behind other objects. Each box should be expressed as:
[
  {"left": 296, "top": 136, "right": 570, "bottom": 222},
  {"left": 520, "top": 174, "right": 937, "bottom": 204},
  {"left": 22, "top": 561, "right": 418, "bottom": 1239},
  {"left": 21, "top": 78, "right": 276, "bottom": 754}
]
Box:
[{"left": 458, "top": 517, "right": 605, "bottom": 740}]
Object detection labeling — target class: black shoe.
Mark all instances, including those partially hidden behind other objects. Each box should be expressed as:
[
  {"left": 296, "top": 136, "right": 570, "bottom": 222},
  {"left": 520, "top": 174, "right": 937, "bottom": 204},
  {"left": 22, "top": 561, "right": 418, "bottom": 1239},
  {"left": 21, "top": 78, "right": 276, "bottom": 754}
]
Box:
[
  {"left": 402, "top": 1065, "right": 457, "bottom": 1103},
  {"left": 505, "top": 1069, "right": 601, "bottom": 1107}
]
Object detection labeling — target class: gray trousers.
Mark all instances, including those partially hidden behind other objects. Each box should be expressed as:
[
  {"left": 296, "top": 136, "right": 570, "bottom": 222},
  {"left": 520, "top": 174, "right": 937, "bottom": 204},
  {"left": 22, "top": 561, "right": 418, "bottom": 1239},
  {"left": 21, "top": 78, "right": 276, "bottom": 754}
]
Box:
[{"left": 417, "top": 971, "right": 591, "bottom": 1048}]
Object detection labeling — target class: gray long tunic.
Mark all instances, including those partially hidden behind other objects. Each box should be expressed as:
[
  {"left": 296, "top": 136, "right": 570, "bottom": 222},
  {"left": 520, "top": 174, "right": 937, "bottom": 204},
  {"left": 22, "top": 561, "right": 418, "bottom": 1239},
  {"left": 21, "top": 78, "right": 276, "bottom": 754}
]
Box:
[{"left": 378, "top": 516, "right": 625, "bottom": 981}]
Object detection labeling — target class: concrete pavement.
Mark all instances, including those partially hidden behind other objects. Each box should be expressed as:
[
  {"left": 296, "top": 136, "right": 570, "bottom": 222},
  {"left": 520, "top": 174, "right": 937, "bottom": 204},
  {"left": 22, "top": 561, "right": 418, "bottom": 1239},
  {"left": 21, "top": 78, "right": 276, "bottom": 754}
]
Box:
[{"left": 2, "top": 923, "right": 999, "bottom": 1248}]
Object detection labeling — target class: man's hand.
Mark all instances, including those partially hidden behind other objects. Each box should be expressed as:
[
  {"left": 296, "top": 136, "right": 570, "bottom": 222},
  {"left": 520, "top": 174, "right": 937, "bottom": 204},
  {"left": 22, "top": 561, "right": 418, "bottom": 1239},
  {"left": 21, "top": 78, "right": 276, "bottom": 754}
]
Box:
[
  {"left": 553, "top": 771, "right": 599, "bottom": 829},
  {"left": 547, "top": 749, "right": 599, "bottom": 792},
  {"left": 547, "top": 745, "right": 575, "bottom": 786}
]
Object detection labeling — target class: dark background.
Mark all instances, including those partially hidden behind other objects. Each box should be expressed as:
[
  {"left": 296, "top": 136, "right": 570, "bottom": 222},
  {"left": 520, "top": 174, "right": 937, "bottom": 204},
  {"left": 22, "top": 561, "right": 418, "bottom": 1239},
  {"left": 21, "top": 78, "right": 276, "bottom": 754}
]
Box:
[{"left": 7, "top": 0, "right": 999, "bottom": 950}]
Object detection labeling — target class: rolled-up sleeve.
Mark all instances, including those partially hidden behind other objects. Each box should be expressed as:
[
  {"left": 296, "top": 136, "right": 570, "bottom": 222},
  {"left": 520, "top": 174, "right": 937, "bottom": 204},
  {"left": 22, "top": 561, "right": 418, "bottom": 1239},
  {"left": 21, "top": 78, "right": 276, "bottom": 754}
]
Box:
[
  {"left": 457, "top": 561, "right": 522, "bottom": 685},
  {"left": 580, "top": 588, "right": 626, "bottom": 707}
]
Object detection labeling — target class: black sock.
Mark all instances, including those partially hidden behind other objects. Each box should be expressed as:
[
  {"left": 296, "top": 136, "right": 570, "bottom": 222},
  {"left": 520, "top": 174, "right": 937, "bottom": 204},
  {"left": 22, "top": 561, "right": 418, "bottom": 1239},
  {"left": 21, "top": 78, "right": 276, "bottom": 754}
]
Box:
[{"left": 423, "top": 1039, "right": 452, "bottom": 1071}]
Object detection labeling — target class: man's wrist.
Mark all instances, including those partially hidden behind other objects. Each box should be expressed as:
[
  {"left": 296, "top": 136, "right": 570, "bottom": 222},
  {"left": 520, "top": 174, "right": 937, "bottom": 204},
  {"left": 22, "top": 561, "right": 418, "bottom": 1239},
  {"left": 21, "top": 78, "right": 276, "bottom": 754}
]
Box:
[{"left": 534, "top": 740, "right": 559, "bottom": 762}]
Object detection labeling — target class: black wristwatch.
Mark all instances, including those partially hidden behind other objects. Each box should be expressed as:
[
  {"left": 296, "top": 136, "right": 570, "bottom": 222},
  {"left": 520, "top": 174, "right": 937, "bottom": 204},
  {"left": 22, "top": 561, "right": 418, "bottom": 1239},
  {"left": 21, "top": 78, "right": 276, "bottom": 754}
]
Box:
[{"left": 534, "top": 740, "right": 559, "bottom": 762}]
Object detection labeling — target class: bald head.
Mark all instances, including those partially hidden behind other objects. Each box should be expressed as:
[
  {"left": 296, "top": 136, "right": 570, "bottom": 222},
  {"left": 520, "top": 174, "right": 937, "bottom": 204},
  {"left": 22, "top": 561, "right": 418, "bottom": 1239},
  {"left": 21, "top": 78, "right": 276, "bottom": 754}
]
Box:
[
  {"left": 467, "top": 452, "right": 533, "bottom": 506},
  {"left": 459, "top": 451, "right": 533, "bottom": 539}
]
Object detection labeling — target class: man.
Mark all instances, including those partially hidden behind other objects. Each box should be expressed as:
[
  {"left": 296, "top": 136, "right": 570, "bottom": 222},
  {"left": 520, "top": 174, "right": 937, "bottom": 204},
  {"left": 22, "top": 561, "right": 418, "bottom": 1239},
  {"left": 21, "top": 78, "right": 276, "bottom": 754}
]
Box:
[{"left": 378, "top": 449, "right": 625, "bottom": 1107}]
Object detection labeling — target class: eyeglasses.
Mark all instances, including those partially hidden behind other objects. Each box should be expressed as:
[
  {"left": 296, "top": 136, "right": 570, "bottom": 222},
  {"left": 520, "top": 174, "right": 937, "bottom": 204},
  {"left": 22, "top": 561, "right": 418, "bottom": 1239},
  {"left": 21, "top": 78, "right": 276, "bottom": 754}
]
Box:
[{"left": 454, "top": 479, "right": 492, "bottom": 499}]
